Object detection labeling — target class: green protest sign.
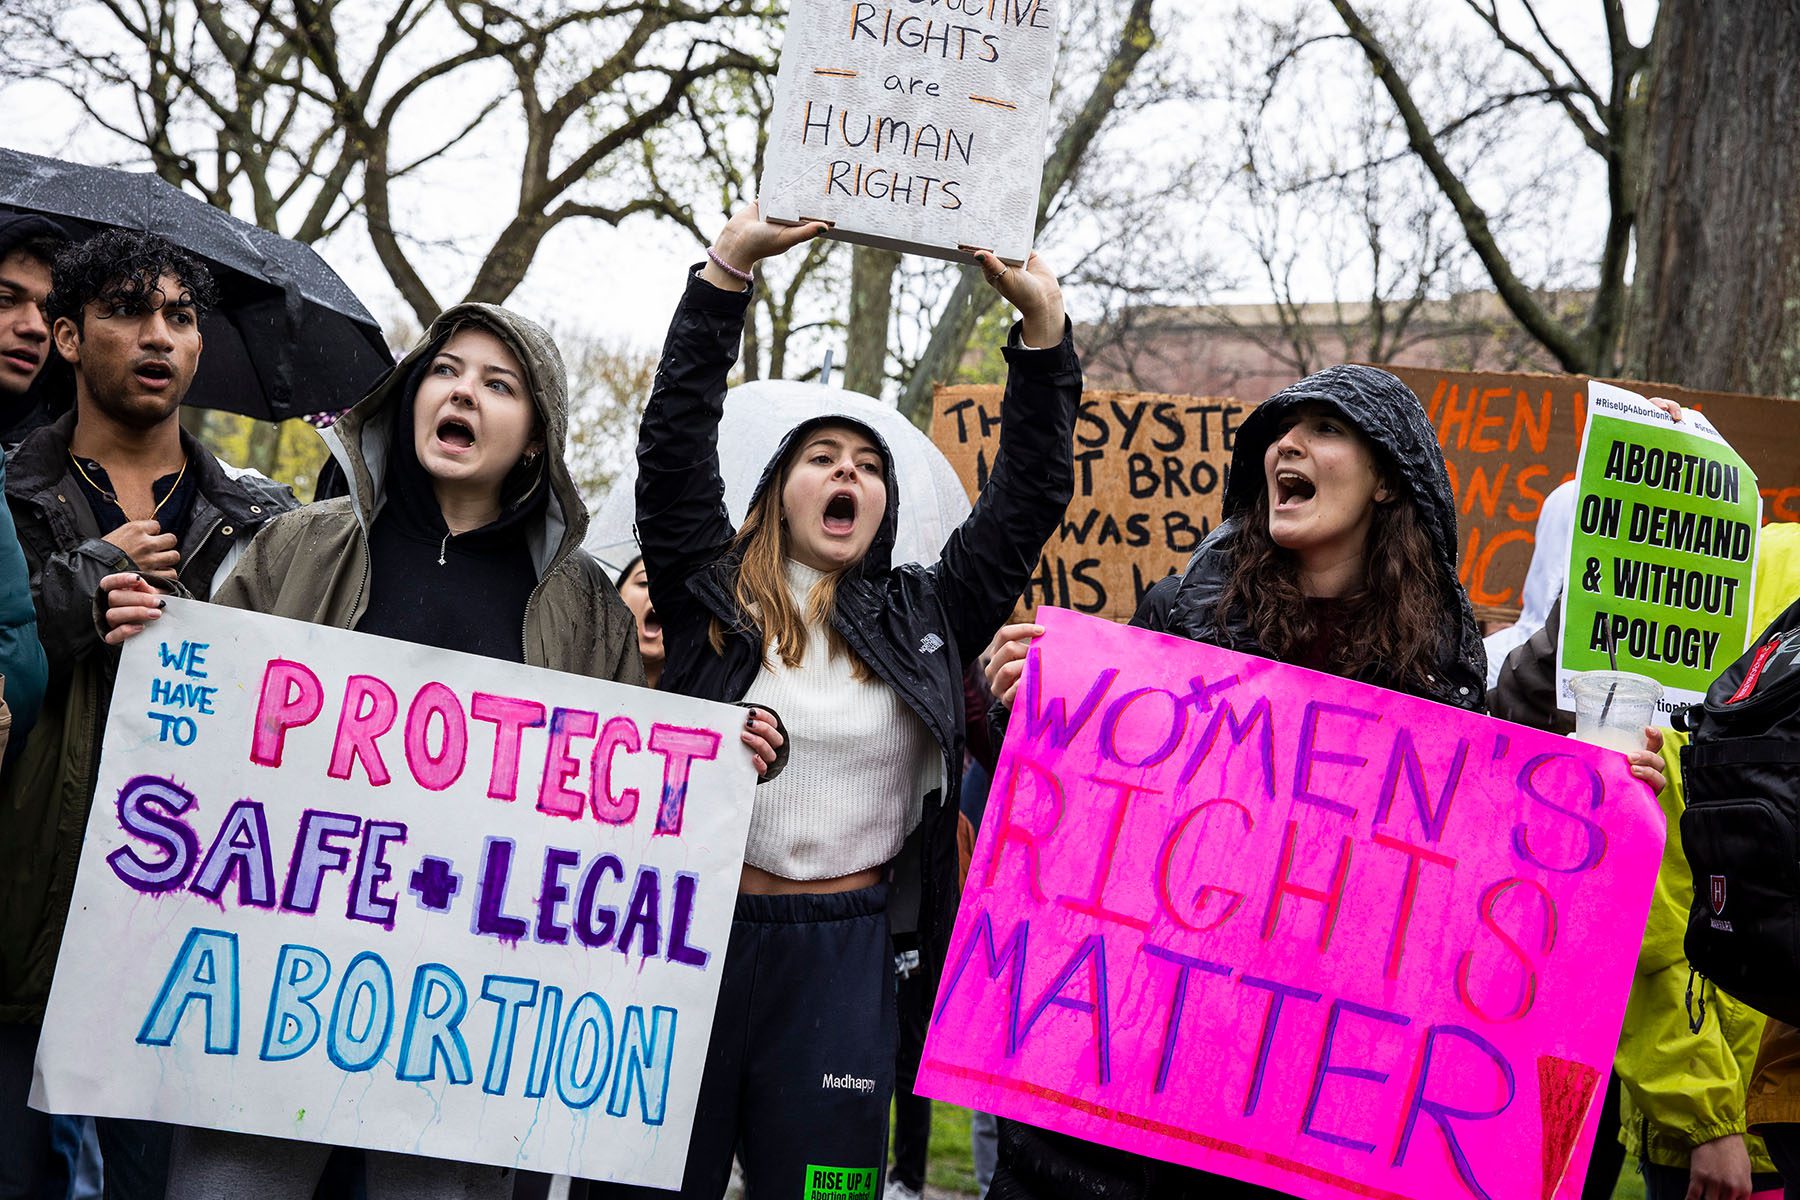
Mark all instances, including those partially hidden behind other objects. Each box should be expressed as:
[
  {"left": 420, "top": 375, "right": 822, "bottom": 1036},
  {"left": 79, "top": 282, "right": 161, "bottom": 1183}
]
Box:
[{"left": 1557, "top": 381, "right": 1762, "bottom": 715}]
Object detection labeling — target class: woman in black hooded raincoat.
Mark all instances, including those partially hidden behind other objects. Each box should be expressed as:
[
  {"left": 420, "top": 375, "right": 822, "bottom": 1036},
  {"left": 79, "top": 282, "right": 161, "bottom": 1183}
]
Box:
[{"left": 983, "top": 364, "right": 1668, "bottom": 1200}]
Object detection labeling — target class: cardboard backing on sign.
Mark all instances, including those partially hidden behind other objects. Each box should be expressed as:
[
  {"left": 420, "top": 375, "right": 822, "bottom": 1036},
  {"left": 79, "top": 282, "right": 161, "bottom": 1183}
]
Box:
[
  {"left": 936, "top": 370, "right": 1800, "bottom": 629},
  {"left": 931, "top": 385, "right": 1246, "bottom": 622}
]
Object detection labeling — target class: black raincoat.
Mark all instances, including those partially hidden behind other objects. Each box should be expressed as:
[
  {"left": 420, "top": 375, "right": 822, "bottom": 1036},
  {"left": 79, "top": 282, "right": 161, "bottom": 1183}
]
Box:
[
  {"left": 635, "top": 268, "right": 1080, "bottom": 991},
  {"left": 994, "top": 365, "right": 1485, "bottom": 1200}
]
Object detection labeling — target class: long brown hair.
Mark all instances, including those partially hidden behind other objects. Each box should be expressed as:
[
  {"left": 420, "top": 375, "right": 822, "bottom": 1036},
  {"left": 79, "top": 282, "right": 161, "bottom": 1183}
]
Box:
[
  {"left": 1216, "top": 482, "right": 1447, "bottom": 693},
  {"left": 706, "top": 449, "right": 873, "bottom": 680}
]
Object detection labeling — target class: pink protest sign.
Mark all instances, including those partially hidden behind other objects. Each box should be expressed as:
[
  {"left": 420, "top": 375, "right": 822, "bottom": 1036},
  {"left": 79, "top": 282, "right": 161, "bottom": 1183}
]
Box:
[{"left": 917, "top": 608, "right": 1665, "bottom": 1200}]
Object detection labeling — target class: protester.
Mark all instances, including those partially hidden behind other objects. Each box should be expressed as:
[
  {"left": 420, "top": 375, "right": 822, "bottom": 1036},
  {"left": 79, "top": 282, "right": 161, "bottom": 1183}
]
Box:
[
  {"left": 1747, "top": 537, "right": 1800, "bottom": 1196},
  {"left": 0, "top": 213, "right": 73, "bottom": 447},
  {"left": 983, "top": 365, "right": 1667, "bottom": 1199},
  {"left": 0, "top": 228, "right": 295, "bottom": 1200},
  {"left": 0, "top": 215, "right": 55, "bottom": 756},
  {"left": 615, "top": 552, "right": 665, "bottom": 688},
  {"left": 100, "top": 300, "right": 779, "bottom": 1196},
  {"left": 1482, "top": 477, "right": 1575, "bottom": 688},
  {"left": 590, "top": 203, "right": 1077, "bottom": 1199},
  {"left": 1604, "top": 524, "right": 1800, "bottom": 1200}
]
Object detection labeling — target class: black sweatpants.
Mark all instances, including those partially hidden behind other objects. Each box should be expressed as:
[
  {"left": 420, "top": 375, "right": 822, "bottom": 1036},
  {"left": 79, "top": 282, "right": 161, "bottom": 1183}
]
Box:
[{"left": 589, "top": 884, "right": 896, "bottom": 1200}]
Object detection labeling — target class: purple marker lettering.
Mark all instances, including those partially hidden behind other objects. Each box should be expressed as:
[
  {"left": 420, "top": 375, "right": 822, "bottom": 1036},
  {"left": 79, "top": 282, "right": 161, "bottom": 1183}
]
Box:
[
  {"left": 536, "top": 847, "right": 580, "bottom": 944},
  {"left": 474, "top": 838, "right": 529, "bottom": 942},
  {"left": 109, "top": 775, "right": 200, "bottom": 893},
  {"left": 190, "top": 799, "right": 276, "bottom": 908},
  {"left": 349, "top": 821, "right": 407, "bottom": 928},
  {"left": 283, "top": 811, "right": 362, "bottom": 913}
]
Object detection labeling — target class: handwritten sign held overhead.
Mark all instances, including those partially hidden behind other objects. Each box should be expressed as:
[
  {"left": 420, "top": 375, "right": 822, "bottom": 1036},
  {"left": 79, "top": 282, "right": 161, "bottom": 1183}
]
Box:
[
  {"left": 1556, "top": 381, "right": 1761, "bottom": 714},
  {"left": 759, "top": 0, "right": 1059, "bottom": 263},
  {"left": 33, "top": 600, "right": 756, "bottom": 1187},
  {"left": 917, "top": 608, "right": 1665, "bottom": 1200}
]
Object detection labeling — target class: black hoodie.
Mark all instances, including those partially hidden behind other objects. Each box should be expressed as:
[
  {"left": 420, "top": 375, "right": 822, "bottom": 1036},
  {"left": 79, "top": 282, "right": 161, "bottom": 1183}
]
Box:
[
  {"left": 0, "top": 212, "right": 73, "bottom": 448},
  {"left": 355, "top": 351, "right": 548, "bottom": 661},
  {"left": 1162, "top": 363, "right": 1488, "bottom": 710}
]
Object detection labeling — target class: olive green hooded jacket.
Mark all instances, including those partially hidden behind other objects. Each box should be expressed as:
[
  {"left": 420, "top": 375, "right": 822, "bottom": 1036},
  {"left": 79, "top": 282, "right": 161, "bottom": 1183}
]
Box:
[{"left": 212, "top": 302, "right": 643, "bottom": 681}]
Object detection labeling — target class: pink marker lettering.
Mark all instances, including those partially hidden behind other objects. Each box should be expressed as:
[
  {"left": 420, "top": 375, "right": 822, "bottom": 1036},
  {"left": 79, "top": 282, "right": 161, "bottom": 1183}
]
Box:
[
  {"left": 471, "top": 693, "right": 546, "bottom": 802},
  {"left": 591, "top": 716, "right": 642, "bottom": 825},
  {"left": 250, "top": 659, "right": 323, "bottom": 767},
  {"left": 646, "top": 724, "right": 721, "bottom": 836},
  {"left": 405, "top": 682, "right": 468, "bottom": 792},
  {"left": 328, "top": 675, "right": 398, "bottom": 786},
  {"left": 537, "top": 707, "right": 598, "bottom": 819}
]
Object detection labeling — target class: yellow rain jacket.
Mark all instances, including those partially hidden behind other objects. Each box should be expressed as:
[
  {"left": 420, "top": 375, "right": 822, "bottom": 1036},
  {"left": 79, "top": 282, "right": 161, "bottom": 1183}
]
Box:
[{"left": 1615, "top": 522, "right": 1800, "bottom": 1168}]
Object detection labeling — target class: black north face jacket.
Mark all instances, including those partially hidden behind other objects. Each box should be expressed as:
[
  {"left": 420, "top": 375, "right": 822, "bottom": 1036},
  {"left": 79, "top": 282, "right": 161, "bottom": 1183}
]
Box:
[{"left": 635, "top": 268, "right": 1080, "bottom": 989}]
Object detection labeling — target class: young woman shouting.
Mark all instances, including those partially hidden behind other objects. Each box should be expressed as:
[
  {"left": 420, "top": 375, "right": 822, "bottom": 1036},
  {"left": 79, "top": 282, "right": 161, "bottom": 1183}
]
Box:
[
  {"left": 592, "top": 205, "right": 1080, "bottom": 1199},
  {"left": 103, "top": 304, "right": 780, "bottom": 1198},
  {"left": 984, "top": 365, "right": 1668, "bottom": 1200}
]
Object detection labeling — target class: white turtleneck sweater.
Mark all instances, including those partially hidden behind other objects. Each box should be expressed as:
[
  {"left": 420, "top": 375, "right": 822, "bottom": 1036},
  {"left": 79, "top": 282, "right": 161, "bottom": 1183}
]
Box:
[{"left": 740, "top": 559, "right": 934, "bottom": 880}]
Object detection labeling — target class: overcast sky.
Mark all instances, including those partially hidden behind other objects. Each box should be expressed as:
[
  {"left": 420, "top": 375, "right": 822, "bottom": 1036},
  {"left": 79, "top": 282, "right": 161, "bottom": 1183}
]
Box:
[{"left": 1, "top": 0, "right": 1658, "bottom": 361}]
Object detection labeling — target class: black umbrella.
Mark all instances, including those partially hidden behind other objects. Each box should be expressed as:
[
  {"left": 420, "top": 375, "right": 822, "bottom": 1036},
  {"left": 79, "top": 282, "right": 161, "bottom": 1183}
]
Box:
[{"left": 0, "top": 146, "right": 394, "bottom": 421}]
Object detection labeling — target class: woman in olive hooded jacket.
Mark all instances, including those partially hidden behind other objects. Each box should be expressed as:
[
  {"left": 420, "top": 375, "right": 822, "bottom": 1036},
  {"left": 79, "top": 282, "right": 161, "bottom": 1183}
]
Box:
[{"left": 104, "top": 304, "right": 648, "bottom": 1198}]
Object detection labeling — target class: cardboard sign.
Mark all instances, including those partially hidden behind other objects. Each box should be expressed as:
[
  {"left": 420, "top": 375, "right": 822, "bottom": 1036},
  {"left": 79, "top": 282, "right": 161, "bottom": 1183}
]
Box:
[
  {"left": 759, "top": 0, "right": 1058, "bottom": 264},
  {"left": 917, "top": 608, "right": 1665, "bottom": 1200},
  {"left": 1555, "top": 382, "right": 1761, "bottom": 714},
  {"left": 1385, "top": 367, "right": 1800, "bottom": 617},
  {"left": 931, "top": 386, "right": 1245, "bottom": 621},
  {"left": 932, "top": 372, "right": 1800, "bottom": 625},
  {"left": 33, "top": 600, "right": 756, "bottom": 1186}
]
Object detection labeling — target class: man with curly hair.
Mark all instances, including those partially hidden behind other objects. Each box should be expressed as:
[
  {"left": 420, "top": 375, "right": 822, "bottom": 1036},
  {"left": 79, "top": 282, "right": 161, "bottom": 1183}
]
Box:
[{"left": 0, "top": 228, "right": 295, "bottom": 1200}]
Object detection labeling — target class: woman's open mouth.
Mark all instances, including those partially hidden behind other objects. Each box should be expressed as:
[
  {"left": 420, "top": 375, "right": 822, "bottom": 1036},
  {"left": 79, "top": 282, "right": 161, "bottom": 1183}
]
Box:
[
  {"left": 436, "top": 416, "right": 476, "bottom": 453},
  {"left": 1274, "top": 469, "right": 1316, "bottom": 510},
  {"left": 643, "top": 606, "right": 662, "bottom": 639},
  {"left": 823, "top": 491, "right": 857, "bottom": 535}
]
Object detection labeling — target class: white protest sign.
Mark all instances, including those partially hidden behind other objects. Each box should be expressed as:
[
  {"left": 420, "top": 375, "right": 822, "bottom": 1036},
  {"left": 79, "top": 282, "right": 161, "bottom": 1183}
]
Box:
[
  {"left": 759, "top": 0, "right": 1059, "bottom": 264},
  {"left": 1557, "top": 381, "right": 1762, "bottom": 714},
  {"left": 34, "top": 599, "right": 756, "bottom": 1187}
]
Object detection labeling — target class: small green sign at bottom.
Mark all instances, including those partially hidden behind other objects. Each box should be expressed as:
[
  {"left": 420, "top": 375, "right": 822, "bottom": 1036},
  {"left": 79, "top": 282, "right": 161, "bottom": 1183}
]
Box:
[{"left": 804, "top": 1164, "right": 878, "bottom": 1200}]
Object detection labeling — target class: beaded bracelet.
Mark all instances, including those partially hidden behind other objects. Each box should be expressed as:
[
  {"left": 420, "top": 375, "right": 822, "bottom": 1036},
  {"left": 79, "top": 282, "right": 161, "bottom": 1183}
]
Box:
[{"left": 706, "top": 247, "right": 754, "bottom": 286}]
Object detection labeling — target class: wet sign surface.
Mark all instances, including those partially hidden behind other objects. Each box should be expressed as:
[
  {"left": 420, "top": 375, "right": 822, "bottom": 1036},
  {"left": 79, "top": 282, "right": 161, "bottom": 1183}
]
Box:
[{"left": 34, "top": 600, "right": 755, "bottom": 1186}]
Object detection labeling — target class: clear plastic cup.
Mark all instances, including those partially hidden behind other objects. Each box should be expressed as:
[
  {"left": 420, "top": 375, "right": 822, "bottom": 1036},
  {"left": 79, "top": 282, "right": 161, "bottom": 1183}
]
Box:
[{"left": 1569, "top": 671, "right": 1662, "bottom": 753}]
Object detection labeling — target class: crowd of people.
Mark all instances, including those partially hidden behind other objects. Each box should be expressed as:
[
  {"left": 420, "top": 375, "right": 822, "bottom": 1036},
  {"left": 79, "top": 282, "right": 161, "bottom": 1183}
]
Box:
[{"left": 0, "top": 198, "right": 1789, "bottom": 1200}]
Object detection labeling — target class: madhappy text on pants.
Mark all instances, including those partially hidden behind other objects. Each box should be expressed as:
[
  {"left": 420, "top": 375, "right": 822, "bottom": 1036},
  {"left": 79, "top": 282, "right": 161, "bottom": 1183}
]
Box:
[{"left": 821, "top": 1071, "right": 876, "bottom": 1093}]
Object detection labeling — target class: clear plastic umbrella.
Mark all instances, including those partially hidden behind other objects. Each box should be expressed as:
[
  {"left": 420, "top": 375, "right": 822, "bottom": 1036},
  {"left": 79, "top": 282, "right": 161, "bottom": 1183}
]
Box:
[{"left": 585, "top": 380, "right": 973, "bottom": 573}]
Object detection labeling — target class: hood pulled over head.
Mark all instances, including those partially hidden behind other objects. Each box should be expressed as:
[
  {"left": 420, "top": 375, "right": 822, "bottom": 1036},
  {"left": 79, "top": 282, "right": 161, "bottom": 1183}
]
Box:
[
  {"left": 747, "top": 413, "right": 900, "bottom": 578},
  {"left": 1228, "top": 364, "right": 1484, "bottom": 679},
  {"left": 326, "top": 302, "right": 582, "bottom": 577}
]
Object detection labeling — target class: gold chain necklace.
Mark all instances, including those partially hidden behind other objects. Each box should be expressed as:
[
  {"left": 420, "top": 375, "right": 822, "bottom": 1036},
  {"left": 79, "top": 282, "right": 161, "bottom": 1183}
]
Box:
[{"left": 68, "top": 452, "right": 189, "bottom": 519}]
